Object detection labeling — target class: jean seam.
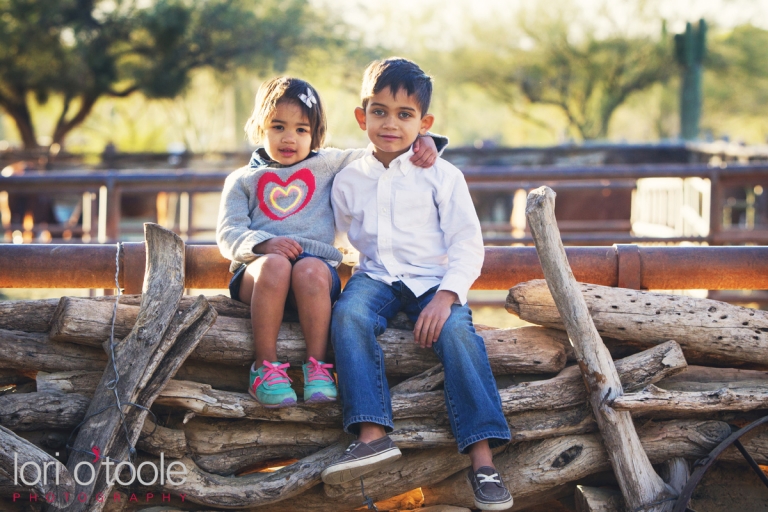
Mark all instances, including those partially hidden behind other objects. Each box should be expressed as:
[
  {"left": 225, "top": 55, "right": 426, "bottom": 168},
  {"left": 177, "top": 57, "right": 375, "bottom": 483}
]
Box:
[{"left": 375, "top": 296, "right": 398, "bottom": 317}]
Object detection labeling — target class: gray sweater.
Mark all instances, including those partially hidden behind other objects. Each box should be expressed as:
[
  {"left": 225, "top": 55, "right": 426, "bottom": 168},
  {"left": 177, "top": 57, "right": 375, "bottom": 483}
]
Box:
[
  {"left": 217, "top": 148, "right": 363, "bottom": 270},
  {"left": 217, "top": 137, "right": 448, "bottom": 272}
]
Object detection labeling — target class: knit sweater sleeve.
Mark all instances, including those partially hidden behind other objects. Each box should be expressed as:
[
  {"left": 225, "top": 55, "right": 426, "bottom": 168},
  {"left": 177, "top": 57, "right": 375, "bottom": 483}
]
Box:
[{"left": 216, "top": 170, "right": 275, "bottom": 263}]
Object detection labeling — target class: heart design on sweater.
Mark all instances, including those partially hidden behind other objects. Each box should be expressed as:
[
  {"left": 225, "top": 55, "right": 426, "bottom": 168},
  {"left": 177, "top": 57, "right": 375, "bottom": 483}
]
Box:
[
  {"left": 269, "top": 185, "right": 303, "bottom": 213},
  {"left": 256, "top": 169, "right": 315, "bottom": 220}
]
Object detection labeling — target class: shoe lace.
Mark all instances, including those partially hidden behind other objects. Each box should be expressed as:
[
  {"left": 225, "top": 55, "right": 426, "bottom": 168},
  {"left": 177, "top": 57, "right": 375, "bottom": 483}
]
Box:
[
  {"left": 261, "top": 360, "right": 292, "bottom": 385},
  {"left": 306, "top": 357, "right": 334, "bottom": 383},
  {"left": 477, "top": 473, "right": 501, "bottom": 484}
]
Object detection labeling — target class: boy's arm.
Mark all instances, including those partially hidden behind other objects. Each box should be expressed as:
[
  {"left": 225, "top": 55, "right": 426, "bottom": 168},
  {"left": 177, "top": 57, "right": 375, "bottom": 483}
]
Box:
[
  {"left": 413, "top": 170, "right": 484, "bottom": 347},
  {"left": 320, "top": 132, "right": 449, "bottom": 173},
  {"left": 435, "top": 173, "right": 484, "bottom": 305},
  {"left": 216, "top": 173, "right": 277, "bottom": 263}
]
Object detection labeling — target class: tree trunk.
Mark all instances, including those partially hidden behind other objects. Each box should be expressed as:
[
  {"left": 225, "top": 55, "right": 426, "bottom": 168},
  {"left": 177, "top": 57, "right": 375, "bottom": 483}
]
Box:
[
  {"left": 48, "top": 297, "right": 567, "bottom": 375},
  {"left": 3, "top": 100, "right": 39, "bottom": 149},
  {"left": 421, "top": 420, "right": 729, "bottom": 509},
  {"left": 524, "top": 186, "right": 673, "bottom": 512},
  {"left": 506, "top": 279, "right": 768, "bottom": 367}
]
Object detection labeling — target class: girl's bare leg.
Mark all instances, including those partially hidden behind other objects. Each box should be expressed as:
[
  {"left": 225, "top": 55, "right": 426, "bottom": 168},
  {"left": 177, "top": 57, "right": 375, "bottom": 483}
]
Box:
[
  {"left": 290, "top": 257, "right": 333, "bottom": 361},
  {"left": 239, "top": 254, "right": 292, "bottom": 363}
]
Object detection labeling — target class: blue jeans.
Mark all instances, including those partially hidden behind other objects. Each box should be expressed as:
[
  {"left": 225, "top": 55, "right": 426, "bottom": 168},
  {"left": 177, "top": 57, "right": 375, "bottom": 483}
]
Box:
[{"left": 331, "top": 273, "right": 510, "bottom": 454}]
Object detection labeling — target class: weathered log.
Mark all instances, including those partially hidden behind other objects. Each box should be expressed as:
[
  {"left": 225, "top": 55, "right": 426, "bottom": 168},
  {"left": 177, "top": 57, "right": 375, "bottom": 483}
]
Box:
[
  {"left": 53, "top": 224, "right": 190, "bottom": 512},
  {"left": 48, "top": 297, "right": 567, "bottom": 375},
  {"left": 613, "top": 384, "right": 768, "bottom": 414},
  {"left": 0, "top": 425, "right": 74, "bottom": 507},
  {"left": 0, "top": 298, "right": 60, "bottom": 333},
  {"left": 0, "top": 393, "right": 89, "bottom": 431},
  {"left": 154, "top": 380, "right": 343, "bottom": 424},
  {"left": 137, "top": 419, "right": 187, "bottom": 460},
  {"left": 0, "top": 330, "right": 106, "bottom": 372},
  {"left": 506, "top": 279, "right": 768, "bottom": 367},
  {"left": 390, "top": 364, "right": 445, "bottom": 394},
  {"left": 36, "top": 364, "right": 249, "bottom": 398},
  {"left": 657, "top": 365, "right": 768, "bottom": 392},
  {"left": 659, "top": 458, "right": 689, "bottom": 495},
  {"left": 524, "top": 186, "right": 672, "bottom": 511},
  {"left": 184, "top": 418, "right": 342, "bottom": 455},
  {"left": 156, "top": 442, "right": 351, "bottom": 509},
  {"left": 421, "top": 420, "right": 730, "bottom": 509},
  {"left": 193, "top": 445, "right": 321, "bottom": 476},
  {"left": 37, "top": 371, "right": 101, "bottom": 396},
  {"left": 575, "top": 486, "right": 625, "bottom": 512}
]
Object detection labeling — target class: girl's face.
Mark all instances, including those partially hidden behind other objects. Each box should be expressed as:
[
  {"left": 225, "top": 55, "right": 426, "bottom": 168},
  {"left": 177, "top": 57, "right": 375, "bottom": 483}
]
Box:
[{"left": 263, "top": 101, "right": 313, "bottom": 166}]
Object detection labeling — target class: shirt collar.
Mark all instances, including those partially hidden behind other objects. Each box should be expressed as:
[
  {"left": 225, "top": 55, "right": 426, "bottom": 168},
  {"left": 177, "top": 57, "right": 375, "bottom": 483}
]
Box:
[{"left": 363, "top": 144, "right": 416, "bottom": 176}]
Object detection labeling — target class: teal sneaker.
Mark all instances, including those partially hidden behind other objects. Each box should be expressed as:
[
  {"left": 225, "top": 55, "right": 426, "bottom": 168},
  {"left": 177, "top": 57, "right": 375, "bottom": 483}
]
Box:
[
  {"left": 249, "top": 360, "right": 297, "bottom": 408},
  {"left": 302, "top": 357, "right": 337, "bottom": 403}
]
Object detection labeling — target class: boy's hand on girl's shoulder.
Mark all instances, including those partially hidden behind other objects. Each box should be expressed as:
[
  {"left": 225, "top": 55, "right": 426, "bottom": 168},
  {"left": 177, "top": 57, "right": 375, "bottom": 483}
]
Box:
[
  {"left": 413, "top": 290, "right": 457, "bottom": 348},
  {"left": 253, "top": 237, "right": 303, "bottom": 260},
  {"left": 409, "top": 135, "right": 438, "bottom": 168}
]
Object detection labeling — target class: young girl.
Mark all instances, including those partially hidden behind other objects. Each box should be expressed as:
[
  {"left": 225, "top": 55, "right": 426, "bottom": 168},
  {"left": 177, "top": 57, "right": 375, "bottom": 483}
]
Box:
[{"left": 216, "top": 77, "right": 443, "bottom": 408}]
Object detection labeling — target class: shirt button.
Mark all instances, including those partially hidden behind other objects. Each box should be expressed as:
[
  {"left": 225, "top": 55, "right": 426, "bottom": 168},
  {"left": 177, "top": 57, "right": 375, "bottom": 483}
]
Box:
[{"left": 381, "top": 208, "right": 387, "bottom": 213}]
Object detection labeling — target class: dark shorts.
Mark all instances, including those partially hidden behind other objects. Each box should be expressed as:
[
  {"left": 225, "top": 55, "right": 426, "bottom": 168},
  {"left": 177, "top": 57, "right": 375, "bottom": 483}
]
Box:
[{"left": 229, "top": 253, "right": 342, "bottom": 311}]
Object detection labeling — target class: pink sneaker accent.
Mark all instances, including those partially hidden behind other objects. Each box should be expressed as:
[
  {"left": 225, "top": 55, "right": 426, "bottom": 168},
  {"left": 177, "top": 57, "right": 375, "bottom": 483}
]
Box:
[
  {"left": 259, "top": 360, "right": 292, "bottom": 386},
  {"left": 306, "top": 357, "right": 334, "bottom": 383}
]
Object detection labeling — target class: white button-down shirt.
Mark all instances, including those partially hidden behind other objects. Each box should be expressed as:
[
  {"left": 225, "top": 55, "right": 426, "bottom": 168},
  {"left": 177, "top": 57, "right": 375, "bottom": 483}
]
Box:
[{"left": 331, "top": 145, "right": 484, "bottom": 305}]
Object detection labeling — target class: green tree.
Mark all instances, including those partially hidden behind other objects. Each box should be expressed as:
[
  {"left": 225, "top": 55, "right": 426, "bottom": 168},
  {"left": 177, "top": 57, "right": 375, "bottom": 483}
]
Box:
[
  {"left": 704, "top": 24, "right": 768, "bottom": 122},
  {"left": 0, "top": 0, "right": 328, "bottom": 149},
  {"left": 449, "top": 16, "right": 675, "bottom": 140}
]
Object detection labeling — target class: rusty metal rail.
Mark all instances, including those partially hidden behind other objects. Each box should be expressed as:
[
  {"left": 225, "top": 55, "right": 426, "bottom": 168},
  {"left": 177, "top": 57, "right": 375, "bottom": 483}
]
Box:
[
  {"left": 3, "top": 162, "right": 768, "bottom": 244},
  {"left": 1, "top": 244, "right": 767, "bottom": 293}
]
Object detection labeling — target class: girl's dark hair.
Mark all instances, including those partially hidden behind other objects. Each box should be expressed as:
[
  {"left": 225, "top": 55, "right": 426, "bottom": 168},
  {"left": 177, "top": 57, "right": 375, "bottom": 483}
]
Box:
[
  {"left": 244, "top": 77, "right": 327, "bottom": 150},
  {"left": 361, "top": 57, "right": 432, "bottom": 116}
]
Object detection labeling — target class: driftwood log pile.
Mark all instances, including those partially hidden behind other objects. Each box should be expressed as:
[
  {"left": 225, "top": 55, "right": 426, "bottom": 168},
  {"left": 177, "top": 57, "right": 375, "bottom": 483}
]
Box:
[{"left": 0, "top": 200, "right": 766, "bottom": 511}]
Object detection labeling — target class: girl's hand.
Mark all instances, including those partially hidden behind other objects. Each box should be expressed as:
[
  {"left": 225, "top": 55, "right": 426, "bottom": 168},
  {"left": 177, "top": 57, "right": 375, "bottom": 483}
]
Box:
[
  {"left": 253, "top": 237, "right": 303, "bottom": 260},
  {"left": 413, "top": 290, "right": 457, "bottom": 348},
  {"left": 410, "top": 135, "right": 438, "bottom": 168}
]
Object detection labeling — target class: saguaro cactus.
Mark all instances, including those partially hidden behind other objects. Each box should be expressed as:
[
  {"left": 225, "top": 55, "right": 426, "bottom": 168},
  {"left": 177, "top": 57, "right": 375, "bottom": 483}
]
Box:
[{"left": 675, "top": 19, "right": 707, "bottom": 140}]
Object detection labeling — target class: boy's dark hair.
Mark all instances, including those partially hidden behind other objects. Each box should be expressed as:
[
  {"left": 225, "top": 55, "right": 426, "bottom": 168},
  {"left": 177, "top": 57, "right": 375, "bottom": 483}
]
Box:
[
  {"left": 361, "top": 57, "right": 432, "bottom": 116},
  {"left": 245, "top": 77, "right": 327, "bottom": 150}
]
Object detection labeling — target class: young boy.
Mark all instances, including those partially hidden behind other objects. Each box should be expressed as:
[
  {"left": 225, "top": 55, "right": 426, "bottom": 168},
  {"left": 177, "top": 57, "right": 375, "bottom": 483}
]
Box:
[{"left": 323, "top": 58, "right": 513, "bottom": 510}]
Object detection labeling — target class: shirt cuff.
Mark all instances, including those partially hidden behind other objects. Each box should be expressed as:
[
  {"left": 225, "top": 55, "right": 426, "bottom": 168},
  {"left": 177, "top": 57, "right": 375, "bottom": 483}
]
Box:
[{"left": 438, "top": 276, "right": 470, "bottom": 306}]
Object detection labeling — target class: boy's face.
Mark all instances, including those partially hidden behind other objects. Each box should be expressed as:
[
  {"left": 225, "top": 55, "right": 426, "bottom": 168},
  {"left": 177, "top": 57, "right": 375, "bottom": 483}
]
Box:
[
  {"left": 355, "top": 87, "right": 434, "bottom": 167},
  {"left": 263, "top": 101, "right": 312, "bottom": 166}
]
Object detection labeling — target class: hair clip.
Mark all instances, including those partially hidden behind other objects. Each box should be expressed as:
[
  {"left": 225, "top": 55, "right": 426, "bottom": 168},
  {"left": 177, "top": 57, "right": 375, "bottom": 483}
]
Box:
[{"left": 299, "top": 88, "right": 317, "bottom": 109}]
